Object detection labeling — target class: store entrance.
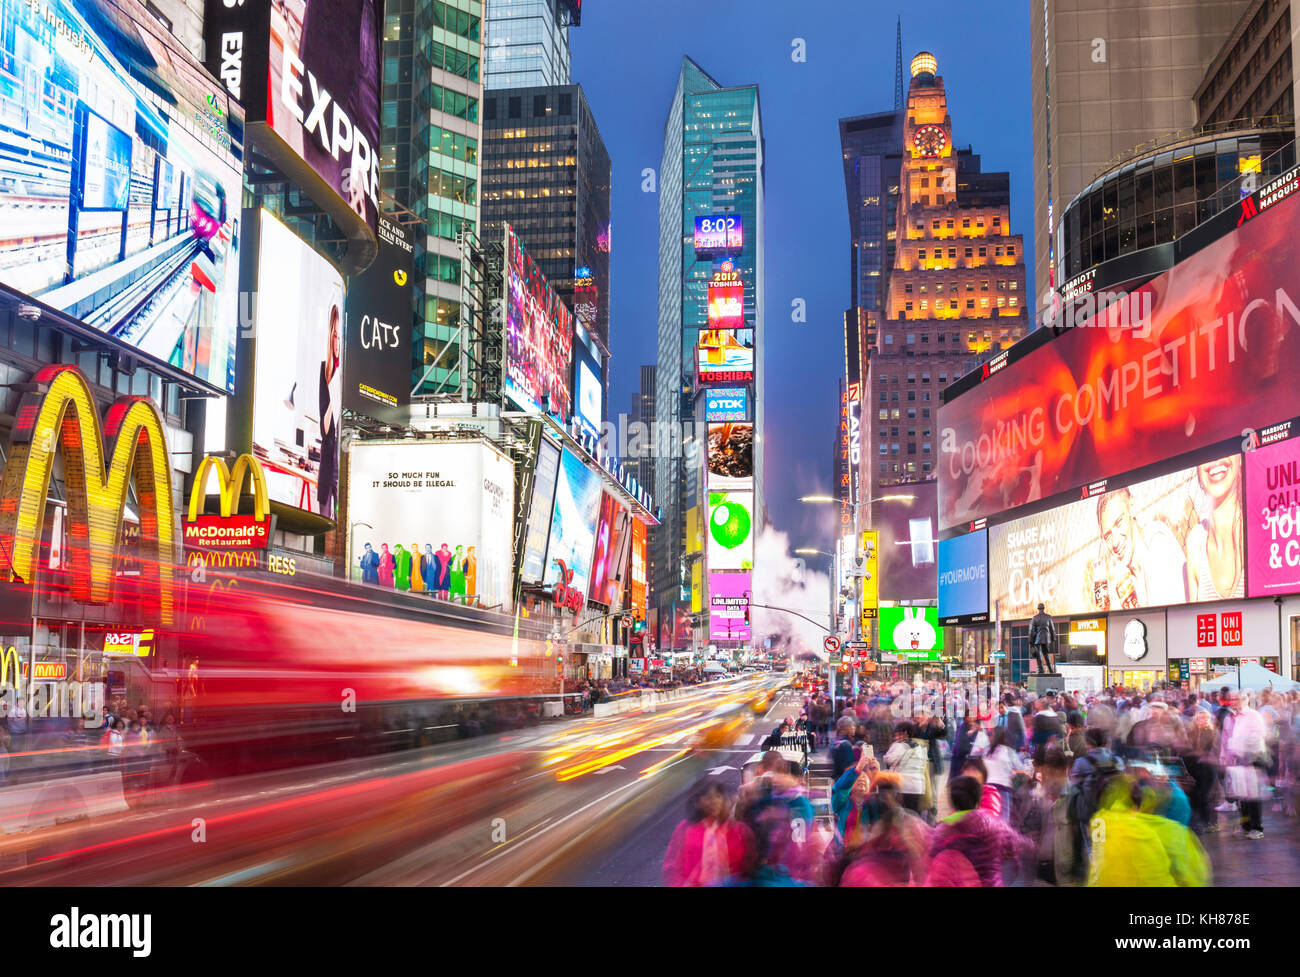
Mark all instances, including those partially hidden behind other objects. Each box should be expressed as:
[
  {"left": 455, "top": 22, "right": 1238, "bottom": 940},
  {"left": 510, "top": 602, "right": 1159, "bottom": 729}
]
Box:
[{"left": 1116, "top": 669, "right": 1161, "bottom": 692}]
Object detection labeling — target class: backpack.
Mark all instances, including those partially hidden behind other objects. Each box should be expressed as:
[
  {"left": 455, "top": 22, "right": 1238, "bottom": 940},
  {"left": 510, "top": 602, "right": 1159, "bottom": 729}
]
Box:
[{"left": 1069, "top": 752, "right": 1120, "bottom": 849}]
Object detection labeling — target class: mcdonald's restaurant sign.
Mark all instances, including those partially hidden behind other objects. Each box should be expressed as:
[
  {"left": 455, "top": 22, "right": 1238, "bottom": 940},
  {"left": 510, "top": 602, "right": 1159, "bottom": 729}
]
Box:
[
  {"left": 184, "top": 454, "right": 273, "bottom": 553},
  {"left": 0, "top": 365, "right": 176, "bottom": 626}
]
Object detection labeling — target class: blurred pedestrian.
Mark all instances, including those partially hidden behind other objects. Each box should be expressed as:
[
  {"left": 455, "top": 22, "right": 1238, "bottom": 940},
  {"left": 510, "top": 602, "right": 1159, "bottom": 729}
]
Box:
[{"left": 663, "top": 779, "right": 753, "bottom": 886}]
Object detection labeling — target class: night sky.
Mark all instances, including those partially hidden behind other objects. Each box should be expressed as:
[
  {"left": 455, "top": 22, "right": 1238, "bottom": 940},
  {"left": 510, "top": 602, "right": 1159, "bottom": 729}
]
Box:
[{"left": 570, "top": 0, "right": 1033, "bottom": 554}]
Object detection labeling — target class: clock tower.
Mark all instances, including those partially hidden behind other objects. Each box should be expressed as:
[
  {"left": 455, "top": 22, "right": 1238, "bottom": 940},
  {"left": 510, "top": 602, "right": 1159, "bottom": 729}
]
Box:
[{"left": 871, "top": 49, "right": 1029, "bottom": 484}]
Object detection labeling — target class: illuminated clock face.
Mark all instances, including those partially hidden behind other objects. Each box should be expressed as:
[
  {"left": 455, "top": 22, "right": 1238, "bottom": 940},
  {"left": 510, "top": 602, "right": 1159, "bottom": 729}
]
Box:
[{"left": 914, "top": 125, "right": 946, "bottom": 157}]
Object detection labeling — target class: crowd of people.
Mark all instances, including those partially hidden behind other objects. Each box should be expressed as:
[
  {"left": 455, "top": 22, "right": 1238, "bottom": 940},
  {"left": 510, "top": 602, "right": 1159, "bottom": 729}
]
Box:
[{"left": 664, "top": 676, "right": 1300, "bottom": 886}]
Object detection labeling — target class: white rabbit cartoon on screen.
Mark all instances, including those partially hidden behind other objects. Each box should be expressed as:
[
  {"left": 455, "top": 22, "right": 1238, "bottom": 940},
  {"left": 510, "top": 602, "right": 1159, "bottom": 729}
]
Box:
[{"left": 892, "top": 607, "right": 938, "bottom": 651}]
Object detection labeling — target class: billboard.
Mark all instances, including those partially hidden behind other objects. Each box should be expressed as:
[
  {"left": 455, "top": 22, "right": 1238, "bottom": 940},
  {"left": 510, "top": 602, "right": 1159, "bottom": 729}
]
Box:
[
  {"left": 251, "top": 210, "right": 345, "bottom": 519},
  {"left": 203, "top": 0, "right": 382, "bottom": 230},
  {"left": 709, "top": 571, "right": 752, "bottom": 641},
  {"left": 505, "top": 226, "right": 574, "bottom": 420},
  {"left": 575, "top": 344, "right": 603, "bottom": 438},
  {"left": 697, "top": 329, "right": 754, "bottom": 385},
  {"left": 859, "top": 530, "right": 879, "bottom": 624},
  {"left": 706, "top": 261, "right": 744, "bottom": 329},
  {"left": 707, "top": 423, "right": 754, "bottom": 491},
  {"left": 520, "top": 438, "right": 561, "bottom": 582},
  {"left": 344, "top": 216, "right": 414, "bottom": 425},
  {"left": 871, "top": 481, "right": 938, "bottom": 602},
  {"left": 694, "top": 215, "right": 743, "bottom": 256},
  {"left": 938, "top": 188, "right": 1300, "bottom": 530},
  {"left": 988, "top": 453, "right": 1244, "bottom": 620},
  {"left": 630, "top": 520, "right": 648, "bottom": 616},
  {"left": 938, "top": 529, "right": 989, "bottom": 624},
  {"left": 879, "top": 606, "right": 943, "bottom": 659},
  {"left": 347, "top": 441, "right": 515, "bottom": 609},
  {"left": 541, "top": 448, "right": 603, "bottom": 599},
  {"left": 1246, "top": 432, "right": 1300, "bottom": 597},
  {"left": 707, "top": 490, "right": 754, "bottom": 571},
  {"left": 0, "top": 0, "right": 244, "bottom": 393},
  {"left": 705, "top": 387, "right": 749, "bottom": 422},
  {"left": 588, "top": 493, "right": 631, "bottom": 608}
]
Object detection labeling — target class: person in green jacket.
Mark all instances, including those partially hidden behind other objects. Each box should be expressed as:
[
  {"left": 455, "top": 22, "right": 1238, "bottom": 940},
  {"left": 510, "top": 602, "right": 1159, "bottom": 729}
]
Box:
[{"left": 1087, "top": 776, "right": 1211, "bottom": 887}]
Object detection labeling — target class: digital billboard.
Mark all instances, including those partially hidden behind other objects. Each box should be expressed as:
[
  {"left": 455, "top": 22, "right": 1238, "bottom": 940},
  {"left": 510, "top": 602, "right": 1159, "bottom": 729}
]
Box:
[
  {"left": 706, "top": 261, "right": 744, "bottom": 330},
  {"left": 870, "top": 480, "right": 937, "bottom": 602},
  {"left": 879, "top": 606, "right": 943, "bottom": 659},
  {"left": 698, "top": 329, "right": 754, "bottom": 385},
  {"left": 251, "top": 210, "right": 345, "bottom": 519},
  {"left": 988, "top": 454, "right": 1244, "bottom": 620},
  {"left": 707, "top": 423, "right": 754, "bottom": 491},
  {"left": 707, "top": 490, "right": 754, "bottom": 571},
  {"left": 344, "top": 216, "right": 414, "bottom": 425},
  {"left": 630, "top": 520, "right": 648, "bottom": 616},
  {"left": 938, "top": 529, "right": 989, "bottom": 624},
  {"left": 204, "top": 0, "right": 382, "bottom": 230},
  {"left": 588, "top": 493, "right": 631, "bottom": 608},
  {"left": 1246, "top": 431, "right": 1300, "bottom": 597},
  {"left": 505, "top": 226, "right": 574, "bottom": 420},
  {"left": 938, "top": 187, "right": 1300, "bottom": 531},
  {"left": 520, "top": 438, "right": 561, "bottom": 582},
  {"left": 694, "top": 215, "right": 743, "bottom": 256},
  {"left": 710, "top": 571, "right": 752, "bottom": 641},
  {"left": 0, "top": 0, "right": 244, "bottom": 393},
  {"left": 542, "top": 448, "right": 603, "bottom": 599},
  {"left": 347, "top": 442, "right": 515, "bottom": 609},
  {"left": 705, "top": 387, "right": 749, "bottom": 422},
  {"left": 575, "top": 344, "right": 603, "bottom": 438}
]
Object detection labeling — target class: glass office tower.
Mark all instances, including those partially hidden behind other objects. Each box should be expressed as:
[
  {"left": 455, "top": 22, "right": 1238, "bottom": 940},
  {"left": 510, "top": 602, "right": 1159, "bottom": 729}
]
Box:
[
  {"left": 483, "top": 0, "right": 580, "bottom": 90},
  {"left": 380, "top": 0, "right": 484, "bottom": 395},
  {"left": 655, "top": 57, "right": 764, "bottom": 655}
]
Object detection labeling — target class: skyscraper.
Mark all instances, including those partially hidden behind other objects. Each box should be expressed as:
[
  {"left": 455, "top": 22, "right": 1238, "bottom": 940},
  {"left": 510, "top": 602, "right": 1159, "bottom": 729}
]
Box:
[
  {"left": 655, "top": 57, "right": 764, "bottom": 654},
  {"left": 873, "top": 53, "right": 1028, "bottom": 492},
  {"left": 1030, "top": 0, "right": 1251, "bottom": 305},
  {"left": 480, "top": 85, "right": 612, "bottom": 352},
  {"left": 483, "top": 0, "right": 581, "bottom": 89},
  {"left": 380, "top": 0, "right": 485, "bottom": 395}
]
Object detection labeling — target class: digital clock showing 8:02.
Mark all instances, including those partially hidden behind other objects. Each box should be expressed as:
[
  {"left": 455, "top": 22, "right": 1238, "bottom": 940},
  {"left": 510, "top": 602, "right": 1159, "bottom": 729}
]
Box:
[{"left": 694, "top": 215, "right": 743, "bottom": 254}]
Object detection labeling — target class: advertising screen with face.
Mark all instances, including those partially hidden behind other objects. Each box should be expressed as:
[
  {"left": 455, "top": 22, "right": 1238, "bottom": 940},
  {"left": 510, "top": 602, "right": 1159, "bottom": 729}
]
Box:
[
  {"left": 505, "top": 226, "right": 574, "bottom": 420},
  {"left": 938, "top": 187, "right": 1300, "bottom": 531},
  {"left": 348, "top": 441, "right": 515, "bottom": 608},
  {"left": 707, "top": 423, "right": 754, "bottom": 491},
  {"left": 708, "top": 490, "right": 754, "bottom": 571},
  {"left": 879, "top": 606, "right": 943, "bottom": 659},
  {"left": 588, "top": 493, "right": 631, "bottom": 608},
  {"left": 542, "top": 449, "right": 603, "bottom": 597},
  {"left": 709, "top": 571, "right": 752, "bottom": 641},
  {"left": 989, "top": 453, "right": 1244, "bottom": 619},
  {"left": 1246, "top": 433, "right": 1300, "bottom": 597},
  {"left": 252, "top": 210, "right": 345, "bottom": 518},
  {"left": 938, "top": 529, "right": 989, "bottom": 623},
  {"left": 0, "top": 0, "right": 244, "bottom": 392}
]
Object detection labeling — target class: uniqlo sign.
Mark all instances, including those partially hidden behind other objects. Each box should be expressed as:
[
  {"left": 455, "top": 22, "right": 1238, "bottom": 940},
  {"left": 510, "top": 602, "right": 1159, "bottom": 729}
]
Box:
[
  {"left": 1196, "top": 614, "right": 1217, "bottom": 647},
  {"left": 1221, "top": 612, "right": 1243, "bottom": 646}
]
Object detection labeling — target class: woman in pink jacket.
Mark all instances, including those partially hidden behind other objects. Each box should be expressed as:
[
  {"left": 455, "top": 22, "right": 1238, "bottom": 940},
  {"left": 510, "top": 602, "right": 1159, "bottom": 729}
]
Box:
[{"left": 663, "top": 780, "right": 754, "bottom": 886}]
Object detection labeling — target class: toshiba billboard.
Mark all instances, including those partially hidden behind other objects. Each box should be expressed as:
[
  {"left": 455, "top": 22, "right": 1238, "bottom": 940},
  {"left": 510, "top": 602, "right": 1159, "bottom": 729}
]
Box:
[{"left": 939, "top": 189, "right": 1300, "bottom": 530}]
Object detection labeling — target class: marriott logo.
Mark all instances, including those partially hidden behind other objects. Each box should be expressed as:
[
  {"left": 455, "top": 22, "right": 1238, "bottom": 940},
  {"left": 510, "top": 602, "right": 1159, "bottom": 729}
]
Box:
[{"left": 49, "top": 908, "right": 151, "bottom": 957}]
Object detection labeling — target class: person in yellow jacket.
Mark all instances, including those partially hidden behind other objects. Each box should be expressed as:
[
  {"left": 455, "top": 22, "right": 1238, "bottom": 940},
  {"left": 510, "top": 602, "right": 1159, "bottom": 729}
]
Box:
[{"left": 1086, "top": 775, "right": 1211, "bottom": 887}]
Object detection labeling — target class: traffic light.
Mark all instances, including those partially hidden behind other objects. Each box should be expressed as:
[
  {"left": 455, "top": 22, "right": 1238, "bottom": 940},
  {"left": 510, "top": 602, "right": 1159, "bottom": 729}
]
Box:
[{"left": 633, "top": 618, "right": 646, "bottom": 634}]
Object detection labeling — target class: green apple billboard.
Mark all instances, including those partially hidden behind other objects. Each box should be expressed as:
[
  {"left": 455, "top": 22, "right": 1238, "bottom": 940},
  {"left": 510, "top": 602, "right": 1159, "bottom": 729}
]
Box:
[{"left": 708, "top": 490, "right": 753, "bottom": 570}]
